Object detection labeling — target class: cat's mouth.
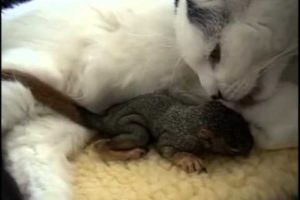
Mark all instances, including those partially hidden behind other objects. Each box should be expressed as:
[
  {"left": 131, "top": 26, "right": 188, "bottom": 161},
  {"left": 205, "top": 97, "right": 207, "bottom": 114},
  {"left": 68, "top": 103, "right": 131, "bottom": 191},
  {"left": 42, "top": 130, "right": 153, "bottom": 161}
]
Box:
[{"left": 217, "top": 84, "right": 259, "bottom": 106}]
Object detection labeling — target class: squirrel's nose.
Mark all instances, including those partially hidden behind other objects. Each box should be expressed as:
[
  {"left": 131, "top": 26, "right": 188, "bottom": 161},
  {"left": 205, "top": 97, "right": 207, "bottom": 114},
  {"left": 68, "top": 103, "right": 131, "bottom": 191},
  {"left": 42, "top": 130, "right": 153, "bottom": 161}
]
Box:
[{"left": 211, "top": 91, "right": 223, "bottom": 100}]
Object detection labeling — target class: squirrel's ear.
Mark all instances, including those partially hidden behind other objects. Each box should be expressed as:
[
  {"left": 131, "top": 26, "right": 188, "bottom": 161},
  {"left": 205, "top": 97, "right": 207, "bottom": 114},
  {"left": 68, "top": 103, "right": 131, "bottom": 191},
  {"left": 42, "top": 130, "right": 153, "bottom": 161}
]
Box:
[{"left": 197, "top": 127, "right": 214, "bottom": 139}]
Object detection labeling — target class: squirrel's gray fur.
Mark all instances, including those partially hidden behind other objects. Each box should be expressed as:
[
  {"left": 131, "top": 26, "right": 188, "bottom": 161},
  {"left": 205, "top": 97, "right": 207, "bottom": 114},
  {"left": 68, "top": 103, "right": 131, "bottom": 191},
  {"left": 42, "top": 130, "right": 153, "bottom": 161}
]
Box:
[{"left": 78, "top": 92, "right": 254, "bottom": 159}]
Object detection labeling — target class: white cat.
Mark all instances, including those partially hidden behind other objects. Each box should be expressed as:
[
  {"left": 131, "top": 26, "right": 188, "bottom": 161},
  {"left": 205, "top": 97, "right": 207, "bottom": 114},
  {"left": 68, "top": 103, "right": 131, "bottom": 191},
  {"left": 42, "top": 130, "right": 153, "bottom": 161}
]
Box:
[
  {"left": 174, "top": 0, "right": 298, "bottom": 149},
  {"left": 1, "top": 0, "right": 298, "bottom": 199},
  {"left": 2, "top": 0, "right": 187, "bottom": 199},
  {"left": 239, "top": 82, "right": 298, "bottom": 149},
  {"left": 175, "top": 0, "right": 298, "bottom": 101}
]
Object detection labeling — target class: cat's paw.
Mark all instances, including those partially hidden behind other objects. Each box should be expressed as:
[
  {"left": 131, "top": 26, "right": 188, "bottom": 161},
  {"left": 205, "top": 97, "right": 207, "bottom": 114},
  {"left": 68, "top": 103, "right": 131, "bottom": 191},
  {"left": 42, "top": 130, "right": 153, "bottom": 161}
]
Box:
[{"left": 171, "top": 152, "right": 207, "bottom": 173}]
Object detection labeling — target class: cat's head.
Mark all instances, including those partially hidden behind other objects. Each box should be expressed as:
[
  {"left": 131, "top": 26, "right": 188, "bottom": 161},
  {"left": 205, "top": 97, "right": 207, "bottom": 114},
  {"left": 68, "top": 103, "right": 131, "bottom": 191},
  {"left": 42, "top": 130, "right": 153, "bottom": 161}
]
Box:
[
  {"left": 174, "top": 0, "right": 227, "bottom": 98},
  {"left": 174, "top": 0, "right": 282, "bottom": 102}
]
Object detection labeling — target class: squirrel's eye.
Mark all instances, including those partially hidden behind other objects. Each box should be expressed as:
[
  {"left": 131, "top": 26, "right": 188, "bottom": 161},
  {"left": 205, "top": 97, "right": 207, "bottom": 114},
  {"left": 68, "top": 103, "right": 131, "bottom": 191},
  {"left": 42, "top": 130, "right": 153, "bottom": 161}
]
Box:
[
  {"left": 198, "top": 128, "right": 213, "bottom": 139},
  {"left": 206, "top": 139, "right": 213, "bottom": 148},
  {"left": 228, "top": 142, "right": 240, "bottom": 152}
]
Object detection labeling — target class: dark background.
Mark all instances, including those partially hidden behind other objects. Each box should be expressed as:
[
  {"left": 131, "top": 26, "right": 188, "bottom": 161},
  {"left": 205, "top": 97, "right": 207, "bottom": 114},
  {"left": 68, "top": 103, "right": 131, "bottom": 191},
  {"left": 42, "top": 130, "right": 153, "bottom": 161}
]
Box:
[{"left": 2, "top": 0, "right": 30, "bottom": 9}]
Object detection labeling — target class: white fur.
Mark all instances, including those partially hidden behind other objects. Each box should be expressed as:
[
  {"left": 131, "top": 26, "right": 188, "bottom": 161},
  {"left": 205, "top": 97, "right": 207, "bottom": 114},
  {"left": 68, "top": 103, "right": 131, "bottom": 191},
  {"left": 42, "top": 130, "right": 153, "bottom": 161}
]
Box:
[
  {"left": 3, "top": 116, "right": 92, "bottom": 200},
  {"left": 239, "top": 82, "right": 298, "bottom": 149},
  {"left": 2, "top": 81, "right": 94, "bottom": 200},
  {"left": 175, "top": 0, "right": 223, "bottom": 97},
  {"left": 2, "top": 0, "right": 183, "bottom": 112},
  {"left": 1, "top": 0, "right": 298, "bottom": 199},
  {"left": 215, "top": 0, "right": 298, "bottom": 101},
  {"left": 175, "top": 0, "right": 298, "bottom": 101},
  {"left": 2, "top": 0, "right": 185, "bottom": 199}
]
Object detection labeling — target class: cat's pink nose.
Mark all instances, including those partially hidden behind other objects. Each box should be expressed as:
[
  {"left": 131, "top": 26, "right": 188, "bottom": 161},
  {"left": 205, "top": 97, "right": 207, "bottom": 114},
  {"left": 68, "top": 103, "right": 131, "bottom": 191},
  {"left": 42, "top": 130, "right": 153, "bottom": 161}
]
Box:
[{"left": 211, "top": 91, "right": 223, "bottom": 100}]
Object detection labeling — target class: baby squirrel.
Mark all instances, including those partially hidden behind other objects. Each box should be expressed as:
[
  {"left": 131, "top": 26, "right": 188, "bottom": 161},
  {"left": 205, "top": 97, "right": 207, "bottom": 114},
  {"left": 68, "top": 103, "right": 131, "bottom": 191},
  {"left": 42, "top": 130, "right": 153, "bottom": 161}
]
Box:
[
  {"left": 80, "top": 92, "right": 254, "bottom": 173},
  {"left": 2, "top": 69, "right": 254, "bottom": 173}
]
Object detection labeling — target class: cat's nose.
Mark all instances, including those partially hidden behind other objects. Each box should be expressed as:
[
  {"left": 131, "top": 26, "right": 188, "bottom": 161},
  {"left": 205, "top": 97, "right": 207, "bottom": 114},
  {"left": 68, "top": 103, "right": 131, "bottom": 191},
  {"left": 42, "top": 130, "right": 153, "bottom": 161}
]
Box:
[{"left": 211, "top": 91, "right": 223, "bottom": 100}]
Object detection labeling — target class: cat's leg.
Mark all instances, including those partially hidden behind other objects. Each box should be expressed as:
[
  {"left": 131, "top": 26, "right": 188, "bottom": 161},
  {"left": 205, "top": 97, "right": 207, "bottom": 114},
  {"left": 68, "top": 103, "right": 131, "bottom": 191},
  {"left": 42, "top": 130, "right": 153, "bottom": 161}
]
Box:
[
  {"left": 241, "top": 81, "right": 298, "bottom": 149},
  {"left": 3, "top": 115, "right": 94, "bottom": 200},
  {"left": 1, "top": 47, "right": 66, "bottom": 132},
  {"left": 1, "top": 78, "right": 64, "bottom": 134},
  {"left": 2, "top": 81, "right": 36, "bottom": 133}
]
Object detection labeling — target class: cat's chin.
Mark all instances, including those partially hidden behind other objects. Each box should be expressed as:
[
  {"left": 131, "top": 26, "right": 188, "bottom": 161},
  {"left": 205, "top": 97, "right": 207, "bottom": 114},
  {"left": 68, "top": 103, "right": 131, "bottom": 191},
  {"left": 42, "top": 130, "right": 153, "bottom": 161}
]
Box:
[
  {"left": 232, "top": 85, "right": 272, "bottom": 108},
  {"left": 215, "top": 84, "right": 260, "bottom": 108},
  {"left": 238, "top": 78, "right": 279, "bottom": 106}
]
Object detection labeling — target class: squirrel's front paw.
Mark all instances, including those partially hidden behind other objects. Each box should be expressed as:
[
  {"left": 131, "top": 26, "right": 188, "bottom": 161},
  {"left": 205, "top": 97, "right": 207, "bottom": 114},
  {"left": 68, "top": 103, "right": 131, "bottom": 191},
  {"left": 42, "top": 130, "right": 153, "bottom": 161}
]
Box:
[{"left": 171, "top": 152, "right": 207, "bottom": 173}]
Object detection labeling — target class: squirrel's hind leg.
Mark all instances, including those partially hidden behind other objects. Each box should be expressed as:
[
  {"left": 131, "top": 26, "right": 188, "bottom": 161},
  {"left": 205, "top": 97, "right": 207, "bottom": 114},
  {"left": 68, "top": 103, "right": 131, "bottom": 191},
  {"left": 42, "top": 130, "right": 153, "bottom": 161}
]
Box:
[{"left": 93, "top": 125, "right": 150, "bottom": 160}]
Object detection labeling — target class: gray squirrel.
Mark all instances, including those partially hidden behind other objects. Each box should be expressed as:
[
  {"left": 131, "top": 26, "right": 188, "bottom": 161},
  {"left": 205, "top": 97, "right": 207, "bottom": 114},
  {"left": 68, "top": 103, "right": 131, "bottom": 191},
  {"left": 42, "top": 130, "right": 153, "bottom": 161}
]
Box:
[
  {"left": 2, "top": 69, "right": 254, "bottom": 173},
  {"left": 79, "top": 92, "right": 254, "bottom": 173}
]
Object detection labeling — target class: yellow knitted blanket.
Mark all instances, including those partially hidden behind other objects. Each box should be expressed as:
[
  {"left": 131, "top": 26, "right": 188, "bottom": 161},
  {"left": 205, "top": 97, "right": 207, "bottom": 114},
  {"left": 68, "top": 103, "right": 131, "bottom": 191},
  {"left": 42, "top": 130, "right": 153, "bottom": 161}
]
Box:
[{"left": 72, "top": 146, "right": 297, "bottom": 200}]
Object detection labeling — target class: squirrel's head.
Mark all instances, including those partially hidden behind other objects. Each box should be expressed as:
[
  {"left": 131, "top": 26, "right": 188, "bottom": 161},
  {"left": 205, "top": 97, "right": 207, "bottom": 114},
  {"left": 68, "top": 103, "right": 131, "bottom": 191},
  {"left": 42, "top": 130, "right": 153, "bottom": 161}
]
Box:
[{"left": 196, "top": 101, "right": 254, "bottom": 156}]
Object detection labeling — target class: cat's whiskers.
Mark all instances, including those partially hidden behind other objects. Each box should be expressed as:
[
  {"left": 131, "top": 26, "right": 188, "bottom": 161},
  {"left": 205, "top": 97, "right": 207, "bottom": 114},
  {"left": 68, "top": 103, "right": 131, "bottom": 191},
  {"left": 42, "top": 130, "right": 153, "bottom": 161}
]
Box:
[
  {"left": 254, "top": 45, "right": 297, "bottom": 75},
  {"left": 222, "top": 43, "right": 297, "bottom": 100}
]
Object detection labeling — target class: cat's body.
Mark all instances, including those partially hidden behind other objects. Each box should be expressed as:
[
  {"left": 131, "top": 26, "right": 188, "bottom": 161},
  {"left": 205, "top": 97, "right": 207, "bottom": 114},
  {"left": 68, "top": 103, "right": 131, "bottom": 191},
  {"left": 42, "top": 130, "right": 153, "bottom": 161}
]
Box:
[
  {"left": 1, "top": 0, "right": 298, "bottom": 199},
  {"left": 2, "top": 0, "right": 184, "bottom": 113},
  {"left": 2, "top": 1, "right": 187, "bottom": 199}
]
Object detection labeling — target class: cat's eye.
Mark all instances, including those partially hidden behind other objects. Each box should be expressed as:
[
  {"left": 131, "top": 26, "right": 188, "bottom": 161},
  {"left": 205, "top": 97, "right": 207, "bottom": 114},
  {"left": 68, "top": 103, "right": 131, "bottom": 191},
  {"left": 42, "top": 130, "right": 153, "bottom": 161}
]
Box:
[{"left": 209, "top": 43, "right": 221, "bottom": 68}]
